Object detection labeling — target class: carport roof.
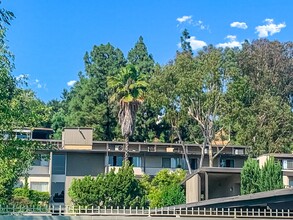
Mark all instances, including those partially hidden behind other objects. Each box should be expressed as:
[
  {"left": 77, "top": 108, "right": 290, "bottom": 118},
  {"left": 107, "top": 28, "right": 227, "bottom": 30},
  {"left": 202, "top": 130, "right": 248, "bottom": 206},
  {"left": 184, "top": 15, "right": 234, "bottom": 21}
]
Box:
[
  {"left": 183, "top": 167, "right": 242, "bottom": 184},
  {"left": 172, "top": 188, "right": 293, "bottom": 209}
]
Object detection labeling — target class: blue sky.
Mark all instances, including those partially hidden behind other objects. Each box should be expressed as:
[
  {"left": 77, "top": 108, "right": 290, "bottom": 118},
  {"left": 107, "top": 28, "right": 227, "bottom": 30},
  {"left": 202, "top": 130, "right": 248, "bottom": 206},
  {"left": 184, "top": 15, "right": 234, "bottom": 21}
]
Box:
[{"left": 2, "top": 0, "right": 292, "bottom": 102}]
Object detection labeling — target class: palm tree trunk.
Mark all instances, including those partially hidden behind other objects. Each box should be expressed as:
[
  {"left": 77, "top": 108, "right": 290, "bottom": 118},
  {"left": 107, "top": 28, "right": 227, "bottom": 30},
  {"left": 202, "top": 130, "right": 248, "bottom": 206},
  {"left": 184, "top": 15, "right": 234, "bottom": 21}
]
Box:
[{"left": 124, "top": 135, "right": 129, "bottom": 162}]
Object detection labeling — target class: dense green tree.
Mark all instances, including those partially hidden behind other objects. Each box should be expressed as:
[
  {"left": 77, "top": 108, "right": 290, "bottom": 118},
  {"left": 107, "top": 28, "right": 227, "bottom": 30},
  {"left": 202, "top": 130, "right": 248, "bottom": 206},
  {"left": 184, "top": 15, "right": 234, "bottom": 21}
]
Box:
[
  {"left": 127, "top": 37, "right": 166, "bottom": 142},
  {"left": 147, "top": 169, "right": 186, "bottom": 208},
  {"left": 107, "top": 64, "right": 148, "bottom": 161},
  {"left": 179, "top": 29, "right": 193, "bottom": 55},
  {"left": 223, "top": 40, "right": 293, "bottom": 156},
  {"left": 127, "top": 36, "right": 155, "bottom": 75},
  {"left": 0, "top": 3, "right": 52, "bottom": 204},
  {"left": 241, "top": 158, "right": 261, "bottom": 195},
  {"left": 66, "top": 44, "right": 126, "bottom": 140},
  {"left": 260, "top": 157, "right": 283, "bottom": 191}
]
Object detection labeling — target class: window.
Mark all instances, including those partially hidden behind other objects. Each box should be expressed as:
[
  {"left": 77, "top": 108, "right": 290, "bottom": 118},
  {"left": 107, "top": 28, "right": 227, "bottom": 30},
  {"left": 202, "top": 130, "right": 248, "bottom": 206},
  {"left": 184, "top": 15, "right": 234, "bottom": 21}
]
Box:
[
  {"left": 129, "top": 157, "right": 141, "bottom": 167},
  {"left": 162, "top": 158, "right": 181, "bottom": 168},
  {"left": 287, "top": 160, "right": 293, "bottom": 169},
  {"left": 52, "top": 154, "right": 65, "bottom": 174},
  {"left": 33, "top": 154, "right": 49, "bottom": 166},
  {"left": 220, "top": 159, "right": 234, "bottom": 167},
  {"left": 234, "top": 148, "right": 244, "bottom": 155},
  {"left": 108, "top": 156, "right": 123, "bottom": 166},
  {"left": 189, "top": 158, "right": 197, "bottom": 170},
  {"left": 162, "top": 158, "right": 171, "bottom": 168},
  {"left": 51, "top": 182, "right": 64, "bottom": 203},
  {"left": 30, "top": 182, "right": 48, "bottom": 192}
]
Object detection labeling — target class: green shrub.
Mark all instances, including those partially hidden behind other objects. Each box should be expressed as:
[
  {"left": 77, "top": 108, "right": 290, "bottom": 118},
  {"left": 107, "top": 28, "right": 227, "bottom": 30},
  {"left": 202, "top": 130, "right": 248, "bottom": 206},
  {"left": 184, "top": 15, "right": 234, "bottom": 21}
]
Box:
[
  {"left": 69, "top": 162, "right": 146, "bottom": 208},
  {"left": 12, "top": 188, "right": 50, "bottom": 206}
]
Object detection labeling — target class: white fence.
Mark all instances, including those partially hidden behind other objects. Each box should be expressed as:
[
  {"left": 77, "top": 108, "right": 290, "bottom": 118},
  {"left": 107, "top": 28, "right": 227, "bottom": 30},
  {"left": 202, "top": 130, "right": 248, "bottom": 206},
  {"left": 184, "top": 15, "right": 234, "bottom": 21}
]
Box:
[{"left": 0, "top": 205, "right": 293, "bottom": 218}]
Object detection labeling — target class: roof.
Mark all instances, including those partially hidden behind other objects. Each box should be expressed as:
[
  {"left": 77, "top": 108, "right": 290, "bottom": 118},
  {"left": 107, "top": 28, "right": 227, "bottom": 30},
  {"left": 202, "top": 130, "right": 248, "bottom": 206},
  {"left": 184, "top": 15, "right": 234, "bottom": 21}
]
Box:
[
  {"left": 259, "top": 153, "right": 293, "bottom": 159},
  {"left": 172, "top": 188, "right": 293, "bottom": 209},
  {"left": 183, "top": 167, "right": 242, "bottom": 184}
]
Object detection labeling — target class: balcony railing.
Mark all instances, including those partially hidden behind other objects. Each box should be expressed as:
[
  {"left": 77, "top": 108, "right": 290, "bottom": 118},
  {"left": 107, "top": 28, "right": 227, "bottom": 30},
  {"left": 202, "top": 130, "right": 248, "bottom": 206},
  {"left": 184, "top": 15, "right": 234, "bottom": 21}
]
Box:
[{"left": 31, "top": 139, "right": 248, "bottom": 156}]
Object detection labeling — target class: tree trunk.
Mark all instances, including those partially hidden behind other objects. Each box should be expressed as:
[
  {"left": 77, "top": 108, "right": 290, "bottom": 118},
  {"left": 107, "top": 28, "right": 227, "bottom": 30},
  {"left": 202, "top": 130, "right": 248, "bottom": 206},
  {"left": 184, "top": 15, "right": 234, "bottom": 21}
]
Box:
[
  {"left": 124, "top": 135, "right": 129, "bottom": 162},
  {"left": 181, "top": 142, "right": 192, "bottom": 174},
  {"left": 209, "top": 145, "right": 213, "bottom": 167},
  {"left": 199, "top": 146, "right": 204, "bottom": 168}
]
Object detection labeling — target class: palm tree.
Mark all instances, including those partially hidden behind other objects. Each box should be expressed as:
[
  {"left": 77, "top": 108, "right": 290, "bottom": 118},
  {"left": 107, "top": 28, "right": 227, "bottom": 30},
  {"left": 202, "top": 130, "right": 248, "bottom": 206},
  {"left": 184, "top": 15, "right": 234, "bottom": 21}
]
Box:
[{"left": 107, "top": 64, "right": 148, "bottom": 161}]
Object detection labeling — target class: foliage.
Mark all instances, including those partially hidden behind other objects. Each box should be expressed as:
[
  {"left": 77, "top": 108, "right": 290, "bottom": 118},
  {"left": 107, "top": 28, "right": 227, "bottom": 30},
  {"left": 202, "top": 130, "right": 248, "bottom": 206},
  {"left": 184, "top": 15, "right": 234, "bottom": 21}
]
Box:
[
  {"left": 241, "top": 157, "right": 283, "bottom": 195},
  {"left": 64, "top": 43, "right": 126, "bottom": 140},
  {"left": 0, "top": 3, "right": 52, "bottom": 204},
  {"left": 240, "top": 158, "right": 261, "bottom": 195},
  {"left": 69, "top": 162, "right": 146, "bottom": 208},
  {"left": 107, "top": 64, "right": 148, "bottom": 160},
  {"left": 12, "top": 187, "right": 50, "bottom": 206},
  {"left": 147, "top": 169, "right": 186, "bottom": 208},
  {"left": 223, "top": 40, "right": 293, "bottom": 156},
  {"left": 259, "top": 156, "right": 283, "bottom": 191}
]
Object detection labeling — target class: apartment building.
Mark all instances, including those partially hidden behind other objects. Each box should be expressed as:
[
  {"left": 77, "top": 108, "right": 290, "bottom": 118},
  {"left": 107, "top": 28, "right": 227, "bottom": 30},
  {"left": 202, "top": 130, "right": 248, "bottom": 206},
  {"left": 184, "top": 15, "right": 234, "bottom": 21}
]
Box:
[{"left": 22, "top": 127, "right": 249, "bottom": 205}]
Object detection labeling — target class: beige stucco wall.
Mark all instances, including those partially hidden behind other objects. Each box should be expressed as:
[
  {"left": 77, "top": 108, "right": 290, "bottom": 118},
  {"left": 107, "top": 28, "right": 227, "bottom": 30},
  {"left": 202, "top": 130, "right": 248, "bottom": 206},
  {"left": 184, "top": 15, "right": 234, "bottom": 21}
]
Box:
[
  {"left": 283, "top": 175, "right": 289, "bottom": 186},
  {"left": 63, "top": 128, "right": 93, "bottom": 149},
  {"left": 186, "top": 174, "right": 200, "bottom": 203}
]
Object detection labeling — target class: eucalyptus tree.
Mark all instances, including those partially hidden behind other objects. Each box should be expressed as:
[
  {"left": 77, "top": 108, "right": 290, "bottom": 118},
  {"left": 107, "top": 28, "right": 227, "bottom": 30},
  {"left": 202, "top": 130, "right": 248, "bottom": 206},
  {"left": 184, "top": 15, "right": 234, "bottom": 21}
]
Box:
[
  {"left": 107, "top": 64, "right": 148, "bottom": 161},
  {"left": 222, "top": 39, "right": 293, "bottom": 156}
]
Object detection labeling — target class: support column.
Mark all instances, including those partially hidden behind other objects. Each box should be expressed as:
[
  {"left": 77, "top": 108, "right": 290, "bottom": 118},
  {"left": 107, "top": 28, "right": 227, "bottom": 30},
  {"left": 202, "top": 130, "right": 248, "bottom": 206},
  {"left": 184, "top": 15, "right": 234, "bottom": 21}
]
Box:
[{"left": 205, "top": 172, "right": 209, "bottom": 200}]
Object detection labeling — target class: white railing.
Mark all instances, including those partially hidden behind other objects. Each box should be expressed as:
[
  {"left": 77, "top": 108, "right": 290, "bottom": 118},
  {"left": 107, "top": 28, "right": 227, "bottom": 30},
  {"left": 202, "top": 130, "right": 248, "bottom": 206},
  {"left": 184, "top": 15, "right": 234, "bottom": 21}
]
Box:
[{"left": 0, "top": 205, "right": 293, "bottom": 218}]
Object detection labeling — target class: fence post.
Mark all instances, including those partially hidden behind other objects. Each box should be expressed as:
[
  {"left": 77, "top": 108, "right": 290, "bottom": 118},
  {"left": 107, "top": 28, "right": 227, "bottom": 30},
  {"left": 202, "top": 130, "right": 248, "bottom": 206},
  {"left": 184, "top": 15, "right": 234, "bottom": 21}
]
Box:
[
  {"left": 148, "top": 207, "right": 151, "bottom": 217},
  {"left": 142, "top": 206, "right": 144, "bottom": 215},
  {"left": 59, "top": 205, "right": 62, "bottom": 216},
  {"left": 123, "top": 206, "right": 125, "bottom": 214},
  {"left": 234, "top": 208, "right": 236, "bottom": 218},
  {"left": 282, "top": 209, "right": 284, "bottom": 217},
  {"left": 191, "top": 207, "right": 194, "bottom": 215},
  {"left": 258, "top": 208, "right": 260, "bottom": 216},
  {"left": 98, "top": 206, "right": 100, "bottom": 214},
  {"left": 288, "top": 209, "right": 290, "bottom": 217},
  {"left": 117, "top": 206, "right": 119, "bottom": 214},
  {"left": 136, "top": 206, "right": 138, "bottom": 214},
  {"left": 92, "top": 206, "right": 94, "bottom": 214}
]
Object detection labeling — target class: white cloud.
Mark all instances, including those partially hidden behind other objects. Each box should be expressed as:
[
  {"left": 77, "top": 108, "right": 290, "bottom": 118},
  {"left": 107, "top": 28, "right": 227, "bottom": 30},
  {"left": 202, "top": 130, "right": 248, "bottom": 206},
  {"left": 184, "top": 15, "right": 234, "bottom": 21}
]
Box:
[
  {"left": 177, "top": 15, "right": 192, "bottom": 23},
  {"left": 188, "top": 36, "right": 207, "bottom": 50},
  {"left": 255, "top": 18, "right": 286, "bottom": 38},
  {"left": 67, "top": 80, "right": 76, "bottom": 87},
  {"left": 178, "top": 36, "right": 207, "bottom": 51},
  {"left": 230, "top": 21, "right": 248, "bottom": 29},
  {"left": 195, "top": 20, "right": 209, "bottom": 30},
  {"left": 217, "top": 35, "right": 241, "bottom": 48}
]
